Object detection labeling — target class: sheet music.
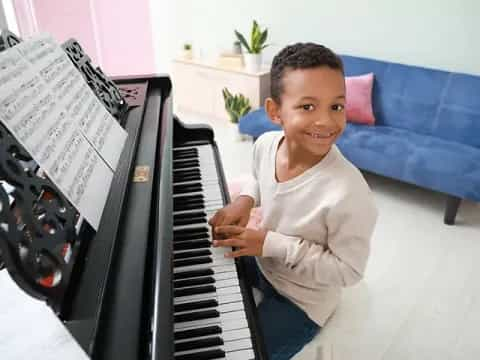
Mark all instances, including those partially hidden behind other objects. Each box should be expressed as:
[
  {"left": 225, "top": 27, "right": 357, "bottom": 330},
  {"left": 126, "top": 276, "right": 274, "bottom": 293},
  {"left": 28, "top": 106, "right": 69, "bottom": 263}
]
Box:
[
  {"left": 0, "top": 271, "right": 89, "bottom": 360},
  {"left": 0, "top": 34, "right": 127, "bottom": 230},
  {"left": 14, "top": 34, "right": 127, "bottom": 170}
]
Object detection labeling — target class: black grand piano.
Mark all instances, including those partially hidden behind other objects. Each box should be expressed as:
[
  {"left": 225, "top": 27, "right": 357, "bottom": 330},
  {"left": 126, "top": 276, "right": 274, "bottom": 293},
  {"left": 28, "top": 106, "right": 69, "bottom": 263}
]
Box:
[{"left": 0, "top": 30, "right": 266, "bottom": 360}]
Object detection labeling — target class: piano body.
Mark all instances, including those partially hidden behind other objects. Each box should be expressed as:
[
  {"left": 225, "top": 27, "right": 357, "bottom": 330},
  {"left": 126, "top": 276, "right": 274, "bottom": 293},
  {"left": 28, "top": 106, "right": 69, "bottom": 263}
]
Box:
[{"left": 0, "top": 30, "right": 266, "bottom": 360}]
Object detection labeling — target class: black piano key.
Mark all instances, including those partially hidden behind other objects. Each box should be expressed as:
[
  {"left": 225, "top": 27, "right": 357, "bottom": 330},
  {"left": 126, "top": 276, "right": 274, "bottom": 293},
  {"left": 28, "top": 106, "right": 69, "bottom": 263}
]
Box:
[
  {"left": 175, "top": 349, "right": 226, "bottom": 360},
  {"left": 173, "top": 151, "right": 198, "bottom": 160},
  {"left": 174, "top": 216, "right": 206, "bottom": 227},
  {"left": 173, "top": 268, "right": 214, "bottom": 280},
  {"left": 173, "top": 174, "right": 201, "bottom": 183},
  {"left": 174, "top": 256, "right": 212, "bottom": 268},
  {"left": 174, "top": 325, "right": 222, "bottom": 341},
  {"left": 175, "top": 336, "right": 224, "bottom": 353},
  {"left": 173, "top": 147, "right": 197, "bottom": 153},
  {"left": 174, "top": 277, "right": 216, "bottom": 289},
  {"left": 174, "top": 299, "right": 219, "bottom": 313},
  {"left": 173, "top": 233, "right": 209, "bottom": 242},
  {"left": 174, "top": 229, "right": 209, "bottom": 238},
  {"left": 173, "top": 239, "right": 211, "bottom": 251},
  {"left": 174, "top": 211, "right": 206, "bottom": 220},
  {"left": 174, "top": 169, "right": 201, "bottom": 177},
  {"left": 173, "top": 201, "right": 205, "bottom": 212},
  {"left": 174, "top": 183, "right": 203, "bottom": 194},
  {"left": 174, "top": 194, "right": 204, "bottom": 203},
  {"left": 173, "top": 155, "right": 198, "bottom": 162},
  {"left": 174, "top": 198, "right": 205, "bottom": 208},
  {"left": 174, "top": 226, "right": 209, "bottom": 236},
  {"left": 173, "top": 151, "right": 197, "bottom": 158},
  {"left": 174, "top": 309, "right": 220, "bottom": 324},
  {"left": 174, "top": 285, "right": 216, "bottom": 298},
  {"left": 173, "top": 160, "right": 200, "bottom": 169},
  {"left": 174, "top": 249, "right": 211, "bottom": 260},
  {"left": 173, "top": 148, "right": 198, "bottom": 157},
  {"left": 173, "top": 229, "right": 209, "bottom": 240}
]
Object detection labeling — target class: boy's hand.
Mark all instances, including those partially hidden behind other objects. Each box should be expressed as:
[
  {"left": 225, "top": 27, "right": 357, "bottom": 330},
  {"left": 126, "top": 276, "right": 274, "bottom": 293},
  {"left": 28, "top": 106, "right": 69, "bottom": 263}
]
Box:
[
  {"left": 208, "top": 196, "right": 254, "bottom": 238},
  {"left": 213, "top": 225, "right": 267, "bottom": 258}
]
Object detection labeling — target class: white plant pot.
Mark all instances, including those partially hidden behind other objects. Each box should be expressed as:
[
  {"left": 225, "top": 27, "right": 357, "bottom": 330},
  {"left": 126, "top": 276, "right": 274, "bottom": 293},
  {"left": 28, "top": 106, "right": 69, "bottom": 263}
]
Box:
[{"left": 243, "top": 53, "right": 262, "bottom": 73}]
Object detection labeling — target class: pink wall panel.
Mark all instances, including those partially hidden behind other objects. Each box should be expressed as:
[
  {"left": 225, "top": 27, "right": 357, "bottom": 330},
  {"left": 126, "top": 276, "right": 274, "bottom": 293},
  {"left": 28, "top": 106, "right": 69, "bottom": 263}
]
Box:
[
  {"left": 31, "top": 0, "right": 100, "bottom": 64},
  {"left": 93, "top": 0, "right": 156, "bottom": 76},
  {"left": 13, "top": 0, "right": 156, "bottom": 76}
]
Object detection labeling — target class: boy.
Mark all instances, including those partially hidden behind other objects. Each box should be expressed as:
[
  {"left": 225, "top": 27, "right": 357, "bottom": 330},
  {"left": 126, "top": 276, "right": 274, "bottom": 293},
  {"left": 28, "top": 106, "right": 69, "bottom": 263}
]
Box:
[{"left": 209, "top": 43, "right": 378, "bottom": 360}]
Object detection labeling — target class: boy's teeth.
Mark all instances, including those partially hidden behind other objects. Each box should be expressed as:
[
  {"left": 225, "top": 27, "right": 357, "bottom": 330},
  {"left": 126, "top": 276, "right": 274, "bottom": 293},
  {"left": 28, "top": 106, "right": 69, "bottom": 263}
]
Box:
[{"left": 309, "top": 132, "right": 333, "bottom": 138}]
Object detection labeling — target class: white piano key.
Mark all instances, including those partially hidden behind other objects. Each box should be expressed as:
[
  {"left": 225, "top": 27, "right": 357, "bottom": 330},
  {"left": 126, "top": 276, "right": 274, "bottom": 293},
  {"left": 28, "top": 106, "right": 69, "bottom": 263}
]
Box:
[
  {"left": 217, "top": 300, "right": 245, "bottom": 313},
  {"left": 173, "top": 188, "right": 222, "bottom": 199},
  {"left": 212, "top": 265, "right": 237, "bottom": 274},
  {"left": 174, "top": 300, "right": 245, "bottom": 316},
  {"left": 173, "top": 339, "right": 252, "bottom": 358},
  {"left": 224, "top": 337, "right": 253, "bottom": 352},
  {"left": 215, "top": 278, "right": 239, "bottom": 289},
  {"left": 174, "top": 291, "right": 243, "bottom": 306},
  {"left": 173, "top": 246, "right": 233, "bottom": 258},
  {"left": 174, "top": 327, "right": 251, "bottom": 347},
  {"left": 221, "top": 328, "right": 251, "bottom": 342},
  {"left": 174, "top": 309, "right": 246, "bottom": 331},
  {"left": 226, "top": 348, "right": 255, "bottom": 360},
  {"left": 174, "top": 286, "right": 241, "bottom": 304},
  {"left": 173, "top": 257, "right": 235, "bottom": 274}
]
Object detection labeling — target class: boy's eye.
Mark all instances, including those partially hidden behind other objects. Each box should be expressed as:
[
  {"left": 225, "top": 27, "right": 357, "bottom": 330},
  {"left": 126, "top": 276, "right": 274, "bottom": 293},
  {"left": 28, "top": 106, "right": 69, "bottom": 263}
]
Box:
[
  {"left": 301, "top": 104, "right": 315, "bottom": 111},
  {"left": 332, "top": 104, "right": 345, "bottom": 112}
]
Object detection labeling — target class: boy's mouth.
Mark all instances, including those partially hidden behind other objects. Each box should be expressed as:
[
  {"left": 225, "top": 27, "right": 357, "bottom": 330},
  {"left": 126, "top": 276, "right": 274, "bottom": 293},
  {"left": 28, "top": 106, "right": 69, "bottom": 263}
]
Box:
[{"left": 305, "top": 131, "right": 337, "bottom": 139}]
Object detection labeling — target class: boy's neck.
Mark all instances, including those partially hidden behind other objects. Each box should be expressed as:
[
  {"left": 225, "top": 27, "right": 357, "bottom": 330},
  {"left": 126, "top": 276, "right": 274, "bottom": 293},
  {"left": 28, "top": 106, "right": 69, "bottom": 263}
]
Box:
[
  {"left": 275, "top": 135, "right": 331, "bottom": 182},
  {"left": 282, "top": 136, "right": 330, "bottom": 168}
]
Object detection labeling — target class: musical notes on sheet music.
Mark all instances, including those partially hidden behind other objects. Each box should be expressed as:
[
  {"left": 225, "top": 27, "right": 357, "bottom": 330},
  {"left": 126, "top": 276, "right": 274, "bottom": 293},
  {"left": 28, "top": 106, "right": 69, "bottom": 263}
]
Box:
[{"left": 0, "top": 34, "right": 127, "bottom": 230}]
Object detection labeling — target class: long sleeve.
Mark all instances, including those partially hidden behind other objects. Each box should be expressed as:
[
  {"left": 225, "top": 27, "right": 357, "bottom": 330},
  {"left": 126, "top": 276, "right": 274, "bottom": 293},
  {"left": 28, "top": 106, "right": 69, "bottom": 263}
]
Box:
[
  {"left": 238, "top": 135, "right": 263, "bottom": 207},
  {"left": 262, "top": 190, "right": 378, "bottom": 287}
]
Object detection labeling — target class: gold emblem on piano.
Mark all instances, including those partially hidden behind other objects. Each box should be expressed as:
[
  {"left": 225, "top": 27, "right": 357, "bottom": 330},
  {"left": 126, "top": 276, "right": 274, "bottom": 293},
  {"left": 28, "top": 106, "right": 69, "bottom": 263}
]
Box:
[{"left": 133, "top": 165, "right": 150, "bottom": 182}]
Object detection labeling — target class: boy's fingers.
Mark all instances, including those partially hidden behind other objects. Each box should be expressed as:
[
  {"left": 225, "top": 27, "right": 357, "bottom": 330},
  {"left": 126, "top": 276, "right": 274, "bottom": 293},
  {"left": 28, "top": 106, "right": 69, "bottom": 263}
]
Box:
[
  {"left": 208, "top": 211, "right": 222, "bottom": 226},
  {"left": 213, "top": 238, "right": 243, "bottom": 248},
  {"left": 215, "top": 225, "right": 244, "bottom": 236},
  {"left": 225, "top": 249, "right": 248, "bottom": 258}
]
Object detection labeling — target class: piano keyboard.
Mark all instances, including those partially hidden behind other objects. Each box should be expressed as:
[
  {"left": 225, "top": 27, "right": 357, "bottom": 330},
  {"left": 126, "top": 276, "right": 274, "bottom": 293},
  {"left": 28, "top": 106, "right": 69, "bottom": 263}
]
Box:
[{"left": 172, "top": 144, "right": 255, "bottom": 360}]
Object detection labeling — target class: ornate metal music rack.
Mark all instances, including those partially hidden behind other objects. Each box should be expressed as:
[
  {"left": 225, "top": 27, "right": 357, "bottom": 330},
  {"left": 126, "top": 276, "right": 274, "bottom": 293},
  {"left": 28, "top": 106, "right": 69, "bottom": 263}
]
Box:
[{"left": 0, "top": 29, "right": 127, "bottom": 314}]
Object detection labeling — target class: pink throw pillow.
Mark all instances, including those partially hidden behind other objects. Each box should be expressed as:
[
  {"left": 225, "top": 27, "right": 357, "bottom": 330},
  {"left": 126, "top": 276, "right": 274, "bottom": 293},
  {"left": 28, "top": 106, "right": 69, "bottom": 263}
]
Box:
[{"left": 345, "top": 73, "right": 376, "bottom": 125}]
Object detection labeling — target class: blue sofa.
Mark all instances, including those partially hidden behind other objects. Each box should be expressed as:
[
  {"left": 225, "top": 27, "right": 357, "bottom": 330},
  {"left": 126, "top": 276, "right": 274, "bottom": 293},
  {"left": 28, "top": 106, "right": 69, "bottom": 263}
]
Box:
[{"left": 238, "top": 55, "right": 480, "bottom": 224}]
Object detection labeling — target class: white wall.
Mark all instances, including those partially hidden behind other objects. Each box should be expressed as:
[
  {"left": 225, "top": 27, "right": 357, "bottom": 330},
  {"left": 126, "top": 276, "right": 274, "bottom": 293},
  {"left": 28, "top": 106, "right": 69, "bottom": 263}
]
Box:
[{"left": 156, "top": 0, "right": 479, "bottom": 75}]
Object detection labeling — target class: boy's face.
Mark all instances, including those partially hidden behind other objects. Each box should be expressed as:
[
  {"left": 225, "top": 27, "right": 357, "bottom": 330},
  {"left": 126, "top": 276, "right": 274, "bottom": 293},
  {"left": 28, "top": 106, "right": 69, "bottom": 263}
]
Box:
[{"left": 266, "top": 66, "right": 346, "bottom": 158}]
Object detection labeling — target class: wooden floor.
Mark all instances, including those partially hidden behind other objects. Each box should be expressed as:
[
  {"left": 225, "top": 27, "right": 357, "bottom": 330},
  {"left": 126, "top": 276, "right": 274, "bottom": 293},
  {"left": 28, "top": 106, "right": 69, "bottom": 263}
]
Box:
[{"left": 177, "top": 112, "right": 480, "bottom": 360}]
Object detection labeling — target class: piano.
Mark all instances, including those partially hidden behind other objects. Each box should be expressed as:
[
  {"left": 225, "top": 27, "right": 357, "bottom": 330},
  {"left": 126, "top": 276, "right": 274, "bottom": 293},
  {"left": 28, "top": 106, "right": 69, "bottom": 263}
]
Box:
[{"left": 0, "top": 30, "right": 267, "bottom": 360}]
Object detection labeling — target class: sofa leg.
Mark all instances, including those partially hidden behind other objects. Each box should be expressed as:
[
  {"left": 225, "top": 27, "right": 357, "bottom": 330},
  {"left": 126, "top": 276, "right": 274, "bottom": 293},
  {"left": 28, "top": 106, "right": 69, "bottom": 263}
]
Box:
[{"left": 444, "top": 196, "right": 461, "bottom": 225}]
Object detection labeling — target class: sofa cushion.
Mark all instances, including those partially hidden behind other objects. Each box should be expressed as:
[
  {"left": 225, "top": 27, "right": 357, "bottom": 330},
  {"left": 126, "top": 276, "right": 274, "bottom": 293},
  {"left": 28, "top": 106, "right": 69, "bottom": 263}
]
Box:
[
  {"left": 337, "top": 123, "right": 480, "bottom": 201},
  {"left": 345, "top": 73, "right": 376, "bottom": 125}
]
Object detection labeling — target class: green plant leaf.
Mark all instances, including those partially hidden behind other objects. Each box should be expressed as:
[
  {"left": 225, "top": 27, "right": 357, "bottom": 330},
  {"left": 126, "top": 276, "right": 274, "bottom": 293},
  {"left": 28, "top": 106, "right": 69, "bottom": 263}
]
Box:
[
  {"left": 234, "top": 30, "right": 251, "bottom": 53},
  {"left": 259, "top": 29, "right": 268, "bottom": 47}
]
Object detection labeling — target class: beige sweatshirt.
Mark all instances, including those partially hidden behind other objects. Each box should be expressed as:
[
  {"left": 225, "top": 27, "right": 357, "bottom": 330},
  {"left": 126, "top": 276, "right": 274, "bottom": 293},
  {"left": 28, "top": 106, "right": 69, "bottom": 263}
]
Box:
[{"left": 240, "top": 131, "right": 378, "bottom": 326}]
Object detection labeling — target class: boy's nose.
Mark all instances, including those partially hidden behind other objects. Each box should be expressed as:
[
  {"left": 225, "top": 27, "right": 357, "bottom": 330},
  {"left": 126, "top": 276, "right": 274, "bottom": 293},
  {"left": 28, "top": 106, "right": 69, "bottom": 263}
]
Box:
[{"left": 313, "top": 114, "right": 333, "bottom": 126}]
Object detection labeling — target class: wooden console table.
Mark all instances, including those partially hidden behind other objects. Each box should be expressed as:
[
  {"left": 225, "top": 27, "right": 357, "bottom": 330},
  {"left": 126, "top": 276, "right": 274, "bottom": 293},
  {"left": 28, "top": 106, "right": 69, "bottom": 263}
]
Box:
[{"left": 172, "top": 58, "right": 270, "bottom": 120}]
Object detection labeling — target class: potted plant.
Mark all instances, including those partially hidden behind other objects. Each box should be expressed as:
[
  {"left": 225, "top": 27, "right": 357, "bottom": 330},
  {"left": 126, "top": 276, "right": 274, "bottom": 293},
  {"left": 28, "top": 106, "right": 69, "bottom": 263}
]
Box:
[
  {"left": 222, "top": 88, "right": 251, "bottom": 140},
  {"left": 233, "top": 40, "right": 242, "bottom": 55},
  {"left": 183, "top": 43, "right": 193, "bottom": 60},
  {"left": 234, "top": 20, "right": 268, "bottom": 72}
]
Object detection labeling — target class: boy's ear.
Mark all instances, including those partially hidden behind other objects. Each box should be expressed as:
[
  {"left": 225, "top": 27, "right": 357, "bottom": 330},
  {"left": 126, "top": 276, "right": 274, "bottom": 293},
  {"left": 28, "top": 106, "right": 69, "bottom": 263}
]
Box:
[{"left": 264, "top": 97, "right": 282, "bottom": 126}]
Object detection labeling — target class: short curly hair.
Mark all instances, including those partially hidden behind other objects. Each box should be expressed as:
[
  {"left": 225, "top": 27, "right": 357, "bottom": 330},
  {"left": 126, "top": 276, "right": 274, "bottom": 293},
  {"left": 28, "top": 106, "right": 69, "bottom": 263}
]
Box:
[{"left": 270, "top": 42, "right": 344, "bottom": 103}]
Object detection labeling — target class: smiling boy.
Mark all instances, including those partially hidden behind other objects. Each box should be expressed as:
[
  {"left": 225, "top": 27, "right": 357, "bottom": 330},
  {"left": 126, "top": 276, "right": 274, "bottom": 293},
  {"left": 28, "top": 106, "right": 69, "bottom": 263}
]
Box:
[{"left": 209, "top": 43, "right": 378, "bottom": 359}]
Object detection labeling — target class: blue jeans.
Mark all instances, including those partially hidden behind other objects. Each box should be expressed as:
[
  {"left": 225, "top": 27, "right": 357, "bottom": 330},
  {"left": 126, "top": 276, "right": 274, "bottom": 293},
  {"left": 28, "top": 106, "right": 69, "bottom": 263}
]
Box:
[{"left": 242, "top": 257, "right": 320, "bottom": 360}]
